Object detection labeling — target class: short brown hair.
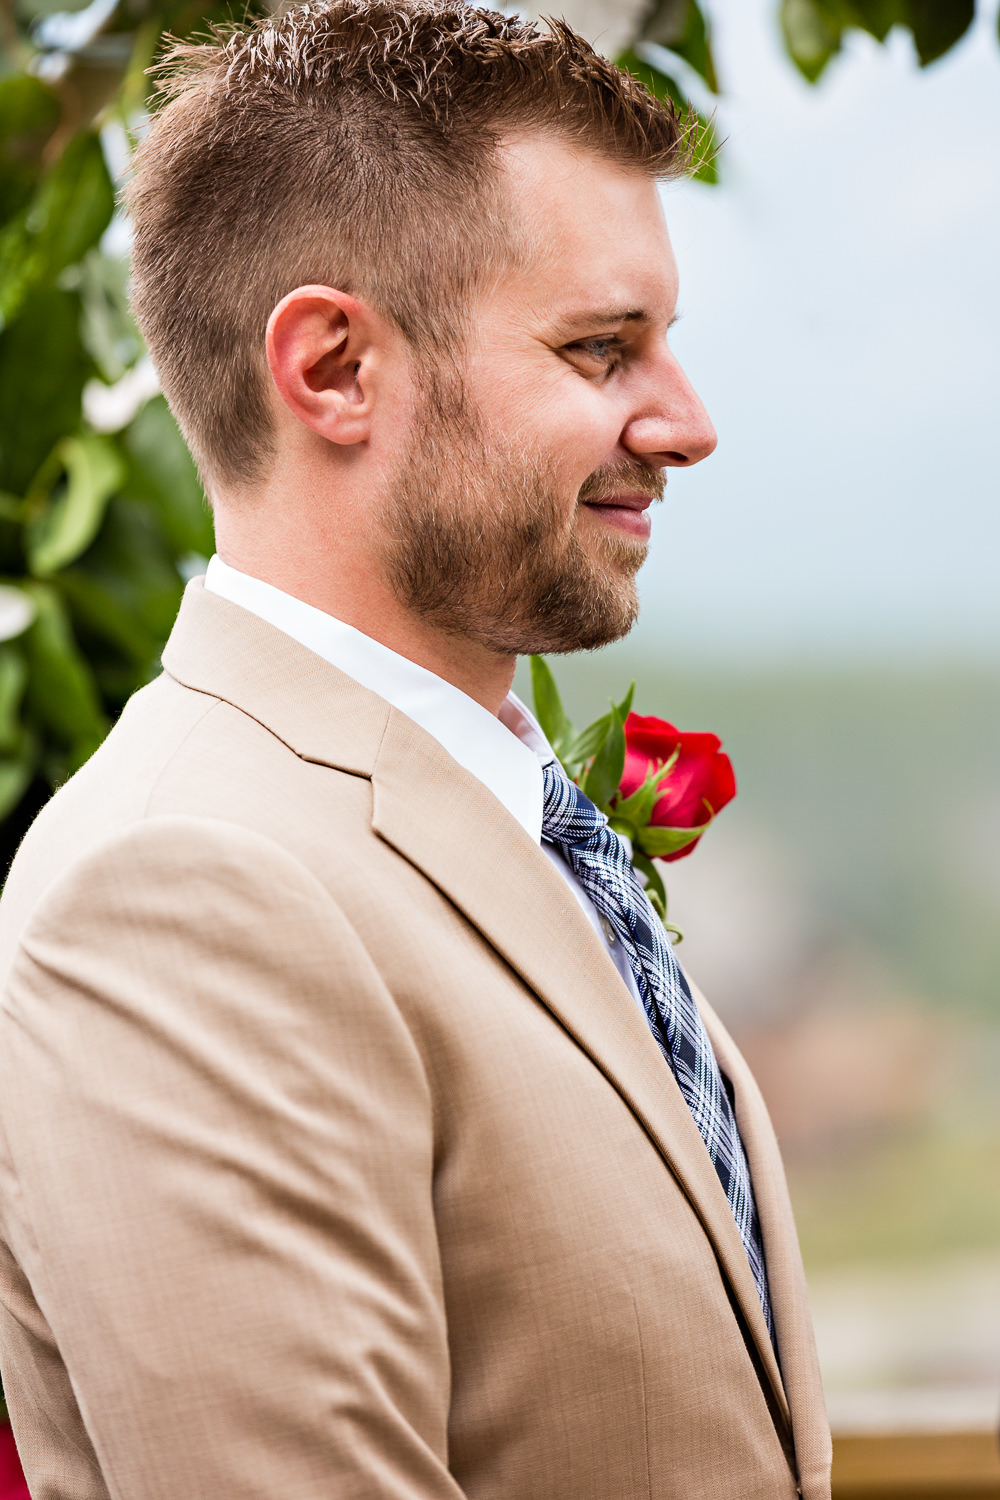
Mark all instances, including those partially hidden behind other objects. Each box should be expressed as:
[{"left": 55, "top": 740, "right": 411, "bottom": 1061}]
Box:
[{"left": 129, "top": 0, "right": 693, "bottom": 490}]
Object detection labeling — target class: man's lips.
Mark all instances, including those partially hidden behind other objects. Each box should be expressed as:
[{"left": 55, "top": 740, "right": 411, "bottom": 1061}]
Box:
[
  {"left": 584, "top": 491, "right": 654, "bottom": 512},
  {"left": 581, "top": 491, "right": 655, "bottom": 540}
]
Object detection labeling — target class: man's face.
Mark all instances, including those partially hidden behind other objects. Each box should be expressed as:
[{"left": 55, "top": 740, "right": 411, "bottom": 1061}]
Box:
[{"left": 380, "top": 135, "right": 717, "bottom": 656}]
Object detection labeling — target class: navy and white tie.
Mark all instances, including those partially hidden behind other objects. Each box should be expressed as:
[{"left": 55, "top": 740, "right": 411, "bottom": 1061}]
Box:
[{"left": 542, "top": 758, "right": 774, "bottom": 1343}]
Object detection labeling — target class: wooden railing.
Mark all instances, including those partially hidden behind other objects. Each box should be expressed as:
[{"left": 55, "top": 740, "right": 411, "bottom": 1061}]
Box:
[{"left": 833, "top": 1431, "right": 1000, "bottom": 1499}]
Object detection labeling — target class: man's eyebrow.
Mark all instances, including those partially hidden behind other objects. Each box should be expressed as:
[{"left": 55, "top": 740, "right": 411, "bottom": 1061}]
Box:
[
  {"left": 554, "top": 306, "right": 680, "bottom": 335},
  {"left": 558, "top": 306, "right": 646, "bottom": 330}
]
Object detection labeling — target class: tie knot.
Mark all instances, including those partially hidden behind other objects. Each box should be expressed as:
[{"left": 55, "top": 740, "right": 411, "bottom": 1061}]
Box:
[{"left": 541, "top": 760, "right": 609, "bottom": 849}]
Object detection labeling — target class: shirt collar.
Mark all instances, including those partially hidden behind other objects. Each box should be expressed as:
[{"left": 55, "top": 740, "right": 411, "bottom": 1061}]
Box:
[{"left": 203, "top": 555, "right": 550, "bottom": 843}]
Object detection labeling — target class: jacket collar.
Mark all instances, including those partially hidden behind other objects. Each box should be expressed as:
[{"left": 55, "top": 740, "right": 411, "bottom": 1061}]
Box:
[
  {"left": 161, "top": 580, "right": 391, "bottom": 776},
  {"left": 162, "top": 580, "right": 797, "bottom": 1446},
  {"left": 202, "top": 556, "right": 547, "bottom": 841}
]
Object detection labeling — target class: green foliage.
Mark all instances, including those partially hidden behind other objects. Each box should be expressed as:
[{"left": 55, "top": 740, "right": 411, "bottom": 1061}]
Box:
[
  {"left": 0, "top": 287, "right": 92, "bottom": 495},
  {"left": 617, "top": 0, "right": 724, "bottom": 183},
  {"left": 780, "top": 0, "right": 976, "bottom": 81},
  {"left": 0, "top": 0, "right": 265, "bottom": 879},
  {"left": 529, "top": 653, "right": 575, "bottom": 759},
  {"left": 623, "top": 0, "right": 983, "bottom": 169},
  {"left": 638, "top": 0, "right": 718, "bottom": 91},
  {"left": 0, "top": 131, "right": 114, "bottom": 325},
  {"left": 580, "top": 704, "right": 626, "bottom": 807},
  {"left": 26, "top": 432, "right": 124, "bottom": 576},
  {"left": 0, "top": 76, "right": 60, "bottom": 224},
  {"left": 617, "top": 47, "right": 720, "bottom": 184}
]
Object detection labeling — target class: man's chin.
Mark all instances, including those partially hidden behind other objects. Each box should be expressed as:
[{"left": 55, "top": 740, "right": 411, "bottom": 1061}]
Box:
[{"left": 513, "top": 578, "right": 642, "bottom": 657}]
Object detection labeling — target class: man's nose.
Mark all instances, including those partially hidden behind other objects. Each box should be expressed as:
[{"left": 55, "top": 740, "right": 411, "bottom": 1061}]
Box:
[{"left": 622, "top": 357, "right": 718, "bottom": 468}]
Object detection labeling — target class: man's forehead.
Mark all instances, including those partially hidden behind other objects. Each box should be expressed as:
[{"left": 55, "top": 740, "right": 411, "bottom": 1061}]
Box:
[
  {"left": 497, "top": 136, "right": 679, "bottom": 327},
  {"left": 518, "top": 257, "right": 679, "bottom": 337}
]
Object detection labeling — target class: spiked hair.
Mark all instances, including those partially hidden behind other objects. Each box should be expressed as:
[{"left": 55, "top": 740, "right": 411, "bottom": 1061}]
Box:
[{"left": 129, "top": 0, "right": 693, "bottom": 490}]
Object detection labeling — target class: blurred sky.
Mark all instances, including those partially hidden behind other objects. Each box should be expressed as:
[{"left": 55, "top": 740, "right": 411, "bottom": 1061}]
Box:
[{"left": 633, "top": 0, "right": 1000, "bottom": 666}]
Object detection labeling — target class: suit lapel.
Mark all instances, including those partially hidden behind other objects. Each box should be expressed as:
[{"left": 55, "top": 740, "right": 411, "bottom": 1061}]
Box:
[
  {"left": 701, "top": 995, "right": 831, "bottom": 1495},
  {"left": 161, "top": 581, "right": 391, "bottom": 772},
  {"left": 371, "top": 706, "right": 791, "bottom": 1433}
]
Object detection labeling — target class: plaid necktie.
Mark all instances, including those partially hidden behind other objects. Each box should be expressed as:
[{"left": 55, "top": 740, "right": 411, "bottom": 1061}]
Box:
[{"left": 542, "top": 758, "right": 774, "bottom": 1343}]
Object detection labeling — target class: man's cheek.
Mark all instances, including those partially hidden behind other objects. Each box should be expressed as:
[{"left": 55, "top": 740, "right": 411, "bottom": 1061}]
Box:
[{"left": 544, "top": 382, "right": 620, "bottom": 455}]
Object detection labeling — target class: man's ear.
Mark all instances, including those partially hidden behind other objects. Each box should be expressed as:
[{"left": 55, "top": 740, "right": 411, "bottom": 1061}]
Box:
[{"left": 266, "top": 285, "right": 382, "bottom": 446}]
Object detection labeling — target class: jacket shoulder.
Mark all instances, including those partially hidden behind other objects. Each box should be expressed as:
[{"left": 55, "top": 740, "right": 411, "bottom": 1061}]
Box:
[{"left": 0, "top": 671, "right": 370, "bottom": 977}]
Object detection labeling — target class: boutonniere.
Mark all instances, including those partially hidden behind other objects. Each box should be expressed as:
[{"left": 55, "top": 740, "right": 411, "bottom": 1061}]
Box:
[{"left": 530, "top": 656, "right": 736, "bottom": 936}]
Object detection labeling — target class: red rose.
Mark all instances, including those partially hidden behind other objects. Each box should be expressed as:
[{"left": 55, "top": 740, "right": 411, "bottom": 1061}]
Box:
[{"left": 619, "top": 712, "right": 736, "bottom": 862}]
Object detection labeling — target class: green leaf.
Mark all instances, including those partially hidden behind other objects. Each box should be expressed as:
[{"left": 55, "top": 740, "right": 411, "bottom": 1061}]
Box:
[
  {"left": 582, "top": 705, "right": 626, "bottom": 809},
  {"left": 122, "top": 396, "right": 214, "bottom": 557},
  {"left": 26, "top": 433, "right": 125, "bottom": 576},
  {"left": 529, "top": 655, "right": 575, "bottom": 755},
  {"left": 612, "top": 747, "right": 680, "bottom": 826},
  {"left": 631, "top": 848, "right": 668, "bottom": 918},
  {"left": 0, "top": 131, "right": 114, "bottom": 327},
  {"left": 65, "top": 497, "right": 185, "bottom": 701},
  {"left": 0, "top": 662, "right": 37, "bottom": 807},
  {"left": 637, "top": 0, "right": 719, "bottom": 93},
  {"left": 687, "top": 110, "right": 719, "bottom": 185},
  {"left": 778, "top": 0, "right": 970, "bottom": 82},
  {"left": 850, "top": 0, "right": 907, "bottom": 44},
  {"left": 618, "top": 46, "right": 672, "bottom": 101},
  {"left": 907, "top": 0, "right": 974, "bottom": 65},
  {"left": 0, "top": 646, "right": 28, "bottom": 750},
  {"left": 779, "top": 0, "right": 844, "bottom": 82},
  {"left": 565, "top": 681, "right": 637, "bottom": 776},
  {"left": 0, "top": 494, "right": 27, "bottom": 523},
  {"left": 0, "top": 754, "right": 34, "bottom": 820},
  {"left": 636, "top": 821, "right": 708, "bottom": 859},
  {"left": 21, "top": 582, "right": 107, "bottom": 757},
  {"left": 0, "top": 75, "right": 60, "bottom": 223},
  {"left": 615, "top": 680, "right": 635, "bottom": 721},
  {"left": 616, "top": 52, "right": 718, "bottom": 183},
  {"left": 0, "top": 77, "right": 59, "bottom": 143},
  {"left": 71, "top": 249, "right": 144, "bottom": 383},
  {"left": 0, "top": 287, "right": 91, "bottom": 494},
  {"left": 55, "top": 568, "right": 158, "bottom": 665},
  {"left": 563, "top": 712, "right": 611, "bottom": 768}
]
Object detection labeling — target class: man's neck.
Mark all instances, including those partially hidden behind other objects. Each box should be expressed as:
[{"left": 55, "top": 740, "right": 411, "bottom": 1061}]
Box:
[{"left": 213, "top": 547, "right": 517, "bottom": 716}]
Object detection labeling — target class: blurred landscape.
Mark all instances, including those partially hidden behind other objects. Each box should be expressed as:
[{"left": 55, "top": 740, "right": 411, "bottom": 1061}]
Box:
[{"left": 518, "top": 649, "right": 1000, "bottom": 1429}]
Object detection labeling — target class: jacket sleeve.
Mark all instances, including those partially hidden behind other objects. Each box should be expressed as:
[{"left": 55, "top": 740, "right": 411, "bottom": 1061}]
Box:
[{"left": 0, "top": 814, "right": 464, "bottom": 1500}]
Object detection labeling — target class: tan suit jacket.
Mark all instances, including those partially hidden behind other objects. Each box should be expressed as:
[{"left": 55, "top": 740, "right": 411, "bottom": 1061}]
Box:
[{"left": 0, "top": 582, "right": 831, "bottom": 1499}]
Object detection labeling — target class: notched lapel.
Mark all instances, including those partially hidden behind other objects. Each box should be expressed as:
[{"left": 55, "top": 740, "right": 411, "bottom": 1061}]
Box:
[
  {"left": 702, "top": 996, "right": 828, "bottom": 1486},
  {"left": 161, "top": 579, "right": 391, "bottom": 774},
  {"left": 371, "top": 707, "right": 790, "bottom": 1433}
]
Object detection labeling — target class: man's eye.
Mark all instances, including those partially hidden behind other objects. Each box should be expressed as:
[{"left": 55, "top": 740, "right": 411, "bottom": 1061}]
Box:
[{"left": 568, "top": 337, "right": 624, "bottom": 371}]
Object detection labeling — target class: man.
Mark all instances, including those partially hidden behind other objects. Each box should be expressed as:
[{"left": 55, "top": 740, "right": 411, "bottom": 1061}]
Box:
[{"left": 0, "top": 2, "right": 831, "bottom": 1496}]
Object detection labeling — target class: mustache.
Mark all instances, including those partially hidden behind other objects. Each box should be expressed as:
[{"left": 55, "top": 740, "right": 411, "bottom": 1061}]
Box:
[{"left": 577, "top": 460, "right": 665, "bottom": 504}]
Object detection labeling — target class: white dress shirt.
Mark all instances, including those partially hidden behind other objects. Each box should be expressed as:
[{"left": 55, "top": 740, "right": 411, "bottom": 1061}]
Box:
[{"left": 204, "top": 556, "right": 643, "bottom": 1006}]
